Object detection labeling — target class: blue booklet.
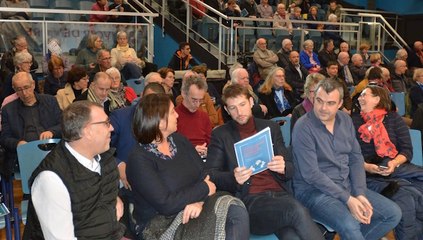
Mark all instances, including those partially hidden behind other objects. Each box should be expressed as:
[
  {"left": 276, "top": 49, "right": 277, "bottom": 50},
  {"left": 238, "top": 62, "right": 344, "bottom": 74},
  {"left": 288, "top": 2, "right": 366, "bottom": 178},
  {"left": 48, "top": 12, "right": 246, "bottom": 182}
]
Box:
[{"left": 234, "top": 127, "right": 274, "bottom": 175}]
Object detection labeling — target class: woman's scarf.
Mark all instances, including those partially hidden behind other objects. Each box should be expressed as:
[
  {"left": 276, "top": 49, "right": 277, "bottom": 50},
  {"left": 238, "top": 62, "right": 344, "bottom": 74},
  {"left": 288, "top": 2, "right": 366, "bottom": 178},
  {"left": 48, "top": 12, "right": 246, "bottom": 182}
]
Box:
[{"left": 358, "top": 109, "right": 398, "bottom": 158}]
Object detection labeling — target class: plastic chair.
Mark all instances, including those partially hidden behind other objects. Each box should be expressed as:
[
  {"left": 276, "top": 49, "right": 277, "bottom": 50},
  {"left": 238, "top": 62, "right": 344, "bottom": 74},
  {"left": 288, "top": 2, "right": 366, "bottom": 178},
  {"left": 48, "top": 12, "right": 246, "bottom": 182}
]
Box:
[
  {"left": 410, "top": 129, "right": 423, "bottom": 166},
  {"left": 250, "top": 234, "right": 278, "bottom": 239},
  {"left": 16, "top": 138, "right": 61, "bottom": 234},
  {"left": 126, "top": 78, "right": 145, "bottom": 96},
  {"left": 271, "top": 116, "right": 291, "bottom": 147},
  {"left": 390, "top": 92, "right": 405, "bottom": 116}
]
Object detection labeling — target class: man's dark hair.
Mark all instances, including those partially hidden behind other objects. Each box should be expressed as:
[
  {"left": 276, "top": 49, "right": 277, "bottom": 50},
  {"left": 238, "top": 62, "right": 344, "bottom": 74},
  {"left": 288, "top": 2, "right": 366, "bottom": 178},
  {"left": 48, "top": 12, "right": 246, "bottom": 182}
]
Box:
[
  {"left": 222, "top": 84, "right": 252, "bottom": 106},
  {"left": 315, "top": 78, "right": 344, "bottom": 100},
  {"left": 179, "top": 42, "right": 190, "bottom": 50}
]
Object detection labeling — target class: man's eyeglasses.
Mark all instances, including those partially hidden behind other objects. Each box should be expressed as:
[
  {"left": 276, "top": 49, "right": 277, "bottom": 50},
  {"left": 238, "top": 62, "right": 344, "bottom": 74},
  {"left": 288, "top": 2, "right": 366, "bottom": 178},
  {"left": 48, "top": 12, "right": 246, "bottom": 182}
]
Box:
[
  {"left": 190, "top": 97, "right": 203, "bottom": 104},
  {"left": 89, "top": 119, "right": 111, "bottom": 128},
  {"left": 14, "top": 84, "right": 33, "bottom": 93}
]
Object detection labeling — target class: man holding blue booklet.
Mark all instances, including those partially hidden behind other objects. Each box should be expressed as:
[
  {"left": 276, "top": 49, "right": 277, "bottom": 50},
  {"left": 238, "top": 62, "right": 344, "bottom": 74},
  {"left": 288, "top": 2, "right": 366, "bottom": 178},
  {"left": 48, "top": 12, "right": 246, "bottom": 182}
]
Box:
[{"left": 206, "top": 84, "right": 324, "bottom": 239}]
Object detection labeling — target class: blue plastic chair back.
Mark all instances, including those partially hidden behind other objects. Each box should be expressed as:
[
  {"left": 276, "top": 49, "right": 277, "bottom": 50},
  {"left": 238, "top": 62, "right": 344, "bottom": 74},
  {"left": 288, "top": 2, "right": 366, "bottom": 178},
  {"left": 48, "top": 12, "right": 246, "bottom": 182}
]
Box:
[
  {"left": 410, "top": 129, "right": 423, "bottom": 166},
  {"left": 17, "top": 139, "right": 61, "bottom": 194},
  {"left": 271, "top": 116, "right": 291, "bottom": 147},
  {"left": 126, "top": 78, "right": 145, "bottom": 96},
  {"left": 390, "top": 92, "right": 405, "bottom": 116}
]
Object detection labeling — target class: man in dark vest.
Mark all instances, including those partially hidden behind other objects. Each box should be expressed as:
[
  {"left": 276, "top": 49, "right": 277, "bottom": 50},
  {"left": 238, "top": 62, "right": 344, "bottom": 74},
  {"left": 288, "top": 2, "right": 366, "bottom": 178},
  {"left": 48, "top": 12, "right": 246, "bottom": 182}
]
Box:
[{"left": 24, "top": 101, "right": 125, "bottom": 239}]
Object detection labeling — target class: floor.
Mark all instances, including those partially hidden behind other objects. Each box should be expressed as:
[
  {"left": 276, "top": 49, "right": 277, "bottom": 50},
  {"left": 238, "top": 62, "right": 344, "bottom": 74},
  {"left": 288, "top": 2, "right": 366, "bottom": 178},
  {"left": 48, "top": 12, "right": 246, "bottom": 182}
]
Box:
[{"left": 0, "top": 180, "right": 395, "bottom": 240}]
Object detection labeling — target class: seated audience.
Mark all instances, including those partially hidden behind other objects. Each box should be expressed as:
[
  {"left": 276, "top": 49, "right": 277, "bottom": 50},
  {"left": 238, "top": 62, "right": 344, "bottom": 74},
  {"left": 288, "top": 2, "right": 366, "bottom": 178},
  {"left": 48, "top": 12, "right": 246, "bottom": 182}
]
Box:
[
  {"left": 391, "top": 59, "right": 412, "bottom": 92},
  {"left": 337, "top": 51, "right": 355, "bottom": 86},
  {"left": 359, "top": 42, "right": 371, "bottom": 67},
  {"left": 26, "top": 101, "right": 124, "bottom": 239},
  {"left": 407, "top": 41, "right": 423, "bottom": 70},
  {"left": 409, "top": 68, "right": 423, "bottom": 114},
  {"left": 90, "top": 0, "right": 118, "bottom": 22},
  {"left": 175, "top": 76, "right": 212, "bottom": 157},
  {"left": 106, "top": 67, "right": 137, "bottom": 106},
  {"left": 176, "top": 70, "right": 218, "bottom": 126},
  {"left": 111, "top": 31, "right": 144, "bottom": 80},
  {"left": 192, "top": 65, "right": 222, "bottom": 107},
  {"left": 89, "top": 49, "right": 113, "bottom": 80},
  {"left": 273, "top": 3, "right": 293, "bottom": 33},
  {"left": 127, "top": 93, "right": 249, "bottom": 239},
  {"left": 240, "top": 0, "right": 258, "bottom": 18},
  {"left": 318, "top": 39, "right": 337, "bottom": 69},
  {"left": 0, "top": 51, "right": 35, "bottom": 104},
  {"left": 206, "top": 84, "right": 325, "bottom": 239},
  {"left": 0, "top": 35, "right": 38, "bottom": 81},
  {"left": 223, "top": 0, "right": 242, "bottom": 28},
  {"left": 323, "top": 14, "right": 343, "bottom": 47},
  {"left": 108, "top": 0, "right": 134, "bottom": 23},
  {"left": 257, "top": 67, "right": 297, "bottom": 118},
  {"left": 285, "top": 50, "right": 309, "bottom": 102},
  {"left": 290, "top": 72, "right": 325, "bottom": 132},
  {"left": 168, "top": 42, "right": 198, "bottom": 70},
  {"left": 44, "top": 55, "right": 68, "bottom": 95},
  {"left": 306, "top": 6, "right": 324, "bottom": 30},
  {"left": 292, "top": 78, "right": 401, "bottom": 240},
  {"left": 42, "top": 38, "right": 72, "bottom": 74},
  {"left": 352, "top": 85, "right": 423, "bottom": 240},
  {"left": 158, "top": 67, "right": 179, "bottom": 103},
  {"left": 290, "top": 7, "right": 305, "bottom": 29},
  {"left": 75, "top": 72, "right": 121, "bottom": 115},
  {"left": 56, "top": 65, "right": 89, "bottom": 110},
  {"left": 0, "top": 72, "right": 62, "bottom": 177},
  {"left": 75, "top": 33, "right": 103, "bottom": 73},
  {"left": 256, "top": 0, "right": 273, "bottom": 18},
  {"left": 320, "top": 61, "right": 352, "bottom": 112},
  {"left": 300, "top": 39, "right": 321, "bottom": 72},
  {"left": 350, "top": 53, "right": 367, "bottom": 84},
  {"left": 326, "top": 0, "right": 342, "bottom": 20},
  {"left": 253, "top": 38, "right": 278, "bottom": 80},
  {"left": 277, "top": 39, "right": 293, "bottom": 69}
]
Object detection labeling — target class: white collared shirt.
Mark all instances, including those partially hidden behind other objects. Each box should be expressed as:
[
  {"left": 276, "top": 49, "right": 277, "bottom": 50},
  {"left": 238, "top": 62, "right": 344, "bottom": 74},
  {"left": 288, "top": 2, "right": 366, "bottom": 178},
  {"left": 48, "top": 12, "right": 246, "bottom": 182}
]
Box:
[{"left": 31, "top": 142, "right": 102, "bottom": 240}]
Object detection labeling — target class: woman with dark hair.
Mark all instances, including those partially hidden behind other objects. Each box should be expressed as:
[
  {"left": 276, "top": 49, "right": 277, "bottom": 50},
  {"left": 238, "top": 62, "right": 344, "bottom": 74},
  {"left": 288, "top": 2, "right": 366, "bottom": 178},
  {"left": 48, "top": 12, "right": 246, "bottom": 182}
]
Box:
[
  {"left": 126, "top": 93, "right": 249, "bottom": 240},
  {"left": 157, "top": 67, "right": 179, "bottom": 102},
  {"left": 44, "top": 55, "right": 68, "bottom": 95},
  {"left": 352, "top": 85, "right": 423, "bottom": 240},
  {"left": 56, "top": 65, "right": 89, "bottom": 110},
  {"left": 257, "top": 67, "right": 297, "bottom": 118}
]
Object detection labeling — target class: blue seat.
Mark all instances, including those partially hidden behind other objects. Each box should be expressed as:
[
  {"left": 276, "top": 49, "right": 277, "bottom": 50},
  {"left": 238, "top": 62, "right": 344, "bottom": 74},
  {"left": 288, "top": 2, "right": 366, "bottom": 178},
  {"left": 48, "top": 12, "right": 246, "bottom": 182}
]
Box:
[
  {"left": 271, "top": 116, "right": 291, "bottom": 147},
  {"left": 410, "top": 129, "right": 423, "bottom": 166},
  {"left": 126, "top": 78, "right": 145, "bottom": 96},
  {"left": 308, "top": 30, "right": 322, "bottom": 52},
  {"left": 16, "top": 138, "right": 61, "bottom": 234},
  {"left": 250, "top": 234, "right": 278, "bottom": 239},
  {"left": 238, "top": 28, "right": 256, "bottom": 53},
  {"left": 390, "top": 92, "right": 405, "bottom": 116},
  {"left": 28, "top": 0, "right": 49, "bottom": 8}
]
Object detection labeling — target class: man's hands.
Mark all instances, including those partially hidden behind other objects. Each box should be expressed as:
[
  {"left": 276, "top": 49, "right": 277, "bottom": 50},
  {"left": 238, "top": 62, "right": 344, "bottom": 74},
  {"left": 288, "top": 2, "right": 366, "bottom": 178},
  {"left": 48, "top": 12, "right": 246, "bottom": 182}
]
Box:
[
  {"left": 118, "top": 162, "right": 131, "bottom": 190},
  {"left": 116, "top": 196, "right": 124, "bottom": 221},
  {"left": 182, "top": 202, "right": 204, "bottom": 224},
  {"left": 234, "top": 166, "right": 253, "bottom": 185},
  {"left": 195, "top": 143, "right": 207, "bottom": 157},
  {"left": 40, "top": 131, "right": 53, "bottom": 140},
  {"left": 347, "top": 195, "right": 373, "bottom": 224},
  {"left": 204, "top": 175, "right": 216, "bottom": 196},
  {"left": 268, "top": 156, "right": 285, "bottom": 174}
]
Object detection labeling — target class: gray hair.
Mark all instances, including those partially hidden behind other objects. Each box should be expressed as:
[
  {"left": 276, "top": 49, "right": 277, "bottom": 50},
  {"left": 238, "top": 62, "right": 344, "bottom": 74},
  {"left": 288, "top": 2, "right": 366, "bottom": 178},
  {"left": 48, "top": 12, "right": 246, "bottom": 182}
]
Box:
[
  {"left": 116, "top": 31, "right": 127, "bottom": 39},
  {"left": 231, "top": 68, "right": 248, "bottom": 84},
  {"left": 144, "top": 72, "right": 162, "bottom": 85},
  {"left": 303, "top": 73, "right": 325, "bottom": 98},
  {"left": 105, "top": 67, "right": 121, "bottom": 77},
  {"left": 96, "top": 49, "right": 109, "bottom": 60},
  {"left": 62, "top": 101, "right": 103, "bottom": 142},
  {"left": 181, "top": 76, "right": 208, "bottom": 95},
  {"left": 315, "top": 78, "right": 344, "bottom": 100},
  {"left": 282, "top": 38, "right": 292, "bottom": 49},
  {"left": 303, "top": 39, "right": 314, "bottom": 49},
  {"left": 13, "top": 51, "right": 32, "bottom": 66}
]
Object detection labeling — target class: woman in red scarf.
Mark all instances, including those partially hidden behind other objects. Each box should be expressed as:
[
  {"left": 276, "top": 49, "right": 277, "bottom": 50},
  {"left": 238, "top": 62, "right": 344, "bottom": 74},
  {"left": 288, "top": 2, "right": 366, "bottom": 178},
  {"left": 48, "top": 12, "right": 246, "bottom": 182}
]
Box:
[{"left": 352, "top": 85, "right": 423, "bottom": 240}]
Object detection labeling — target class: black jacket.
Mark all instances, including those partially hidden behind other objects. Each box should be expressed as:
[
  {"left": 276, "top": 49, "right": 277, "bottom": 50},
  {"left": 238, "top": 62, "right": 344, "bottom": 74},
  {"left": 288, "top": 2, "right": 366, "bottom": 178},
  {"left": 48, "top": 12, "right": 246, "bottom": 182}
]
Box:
[{"left": 206, "top": 118, "right": 293, "bottom": 199}]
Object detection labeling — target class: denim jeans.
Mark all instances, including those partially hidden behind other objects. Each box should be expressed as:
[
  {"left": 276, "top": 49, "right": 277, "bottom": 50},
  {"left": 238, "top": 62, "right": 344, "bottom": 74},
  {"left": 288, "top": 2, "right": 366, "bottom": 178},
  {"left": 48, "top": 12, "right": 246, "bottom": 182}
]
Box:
[
  {"left": 225, "top": 204, "right": 250, "bottom": 240},
  {"left": 121, "top": 62, "right": 143, "bottom": 80},
  {"left": 243, "top": 191, "right": 325, "bottom": 240},
  {"left": 296, "top": 189, "right": 401, "bottom": 240}
]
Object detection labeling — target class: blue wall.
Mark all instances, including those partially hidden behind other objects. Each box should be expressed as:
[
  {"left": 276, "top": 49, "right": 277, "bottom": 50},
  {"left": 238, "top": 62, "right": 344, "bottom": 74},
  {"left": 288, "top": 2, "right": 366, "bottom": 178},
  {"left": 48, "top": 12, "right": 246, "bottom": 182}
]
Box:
[
  {"left": 153, "top": 27, "right": 179, "bottom": 68},
  {"left": 344, "top": 0, "right": 423, "bottom": 15}
]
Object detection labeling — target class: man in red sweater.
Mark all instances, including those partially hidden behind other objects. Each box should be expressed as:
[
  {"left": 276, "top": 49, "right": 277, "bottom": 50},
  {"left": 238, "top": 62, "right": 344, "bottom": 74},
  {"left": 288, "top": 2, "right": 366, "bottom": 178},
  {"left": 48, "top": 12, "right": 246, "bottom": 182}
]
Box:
[{"left": 175, "top": 75, "right": 212, "bottom": 158}]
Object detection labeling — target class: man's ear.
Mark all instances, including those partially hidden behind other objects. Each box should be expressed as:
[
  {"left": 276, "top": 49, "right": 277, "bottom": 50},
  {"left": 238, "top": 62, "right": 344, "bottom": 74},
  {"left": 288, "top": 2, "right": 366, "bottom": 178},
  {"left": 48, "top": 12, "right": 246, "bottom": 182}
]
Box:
[{"left": 249, "top": 97, "right": 254, "bottom": 107}]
